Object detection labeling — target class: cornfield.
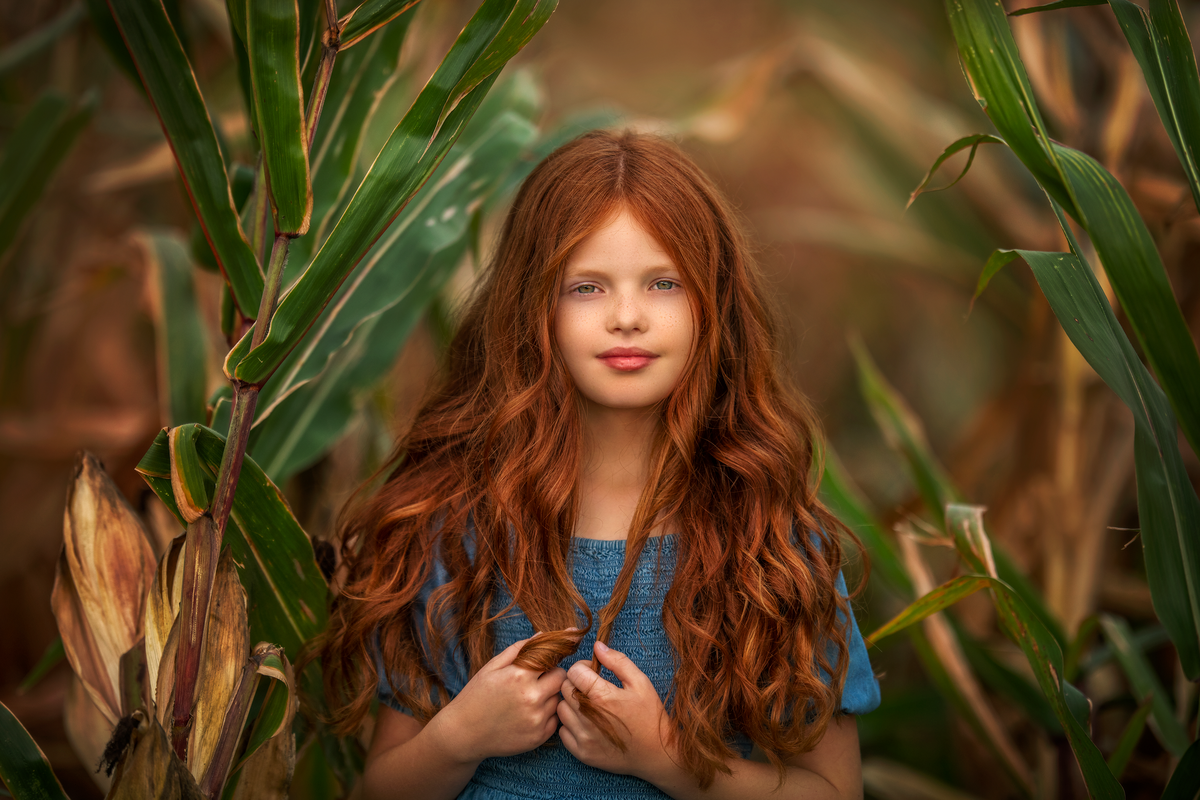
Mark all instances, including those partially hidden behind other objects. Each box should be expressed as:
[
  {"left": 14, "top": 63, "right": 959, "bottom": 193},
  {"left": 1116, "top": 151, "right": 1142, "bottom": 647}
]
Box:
[{"left": 0, "top": 0, "right": 1198, "bottom": 798}]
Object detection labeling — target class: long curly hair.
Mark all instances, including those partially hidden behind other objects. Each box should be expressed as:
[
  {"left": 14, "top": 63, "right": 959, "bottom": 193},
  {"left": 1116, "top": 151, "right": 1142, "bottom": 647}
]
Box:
[{"left": 318, "top": 130, "right": 862, "bottom": 789}]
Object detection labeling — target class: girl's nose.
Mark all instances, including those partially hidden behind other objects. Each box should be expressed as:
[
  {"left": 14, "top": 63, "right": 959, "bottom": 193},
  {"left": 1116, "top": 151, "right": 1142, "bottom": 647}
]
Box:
[{"left": 609, "top": 292, "right": 647, "bottom": 332}]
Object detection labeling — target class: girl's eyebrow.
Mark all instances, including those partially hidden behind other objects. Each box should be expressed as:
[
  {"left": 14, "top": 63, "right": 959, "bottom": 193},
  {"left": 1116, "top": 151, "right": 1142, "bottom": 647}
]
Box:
[{"left": 562, "top": 262, "right": 679, "bottom": 279}]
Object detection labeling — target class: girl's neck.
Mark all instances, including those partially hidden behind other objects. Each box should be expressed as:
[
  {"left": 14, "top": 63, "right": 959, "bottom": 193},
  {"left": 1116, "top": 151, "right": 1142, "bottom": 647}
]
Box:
[
  {"left": 579, "top": 402, "right": 659, "bottom": 490},
  {"left": 574, "top": 402, "right": 662, "bottom": 540}
]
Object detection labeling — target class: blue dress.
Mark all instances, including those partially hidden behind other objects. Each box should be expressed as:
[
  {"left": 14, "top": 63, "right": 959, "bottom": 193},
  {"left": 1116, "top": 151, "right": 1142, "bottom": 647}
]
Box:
[{"left": 375, "top": 533, "right": 881, "bottom": 799}]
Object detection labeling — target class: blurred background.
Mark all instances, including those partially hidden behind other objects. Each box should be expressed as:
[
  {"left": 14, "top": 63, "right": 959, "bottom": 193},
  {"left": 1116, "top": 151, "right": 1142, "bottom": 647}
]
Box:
[{"left": 1, "top": 0, "right": 1198, "bottom": 797}]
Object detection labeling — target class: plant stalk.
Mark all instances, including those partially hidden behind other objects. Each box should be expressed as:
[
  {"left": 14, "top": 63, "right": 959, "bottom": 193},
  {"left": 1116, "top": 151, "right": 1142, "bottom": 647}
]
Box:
[{"left": 167, "top": 13, "right": 341, "bottom": 756}]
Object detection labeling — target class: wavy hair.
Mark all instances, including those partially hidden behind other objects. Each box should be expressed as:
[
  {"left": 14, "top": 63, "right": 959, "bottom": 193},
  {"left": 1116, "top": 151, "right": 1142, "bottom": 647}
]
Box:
[{"left": 317, "top": 130, "right": 863, "bottom": 789}]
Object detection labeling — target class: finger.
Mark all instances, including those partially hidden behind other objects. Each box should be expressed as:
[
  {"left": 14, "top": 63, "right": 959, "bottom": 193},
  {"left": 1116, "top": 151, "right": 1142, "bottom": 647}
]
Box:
[
  {"left": 542, "top": 711, "right": 560, "bottom": 741},
  {"left": 567, "top": 659, "right": 609, "bottom": 697},
  {"left": 559, "top": 678, "right": 579, "bottom": 711},
  {"left": 558, "top": 716, "right": 581, "bottom": 756},
  {"left": 537, "top": 666, "right": 567, "bottom": 691},
  {"left": 489, "top": 635, "right": 538, "bottom": 669},
  {"left": 593, "top": 640, "right": 650, "bottom": 689},
  {"left": 557, "top": 692, "right": 581, "bottom": 730}
]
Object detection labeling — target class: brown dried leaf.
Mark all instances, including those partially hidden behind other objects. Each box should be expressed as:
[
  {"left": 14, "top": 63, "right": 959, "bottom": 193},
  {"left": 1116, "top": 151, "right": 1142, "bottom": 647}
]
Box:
[
  {"left": 155, "top": 616, "right": 179, "bottom": 727},
  {"left": 145, "top": 533, "right": 186, "bottom": 699},
  {"left": 186, "top": 547, "right": 250, "bottom": 784},
  {"left": 51, "top": 452, "right": 157, "bottom": 724},
  {"left": 64, "top": 674, "right": 114, "bottom": 794},
  {"left": 107, "top": 710, "right": 205, "bottom": 800}
]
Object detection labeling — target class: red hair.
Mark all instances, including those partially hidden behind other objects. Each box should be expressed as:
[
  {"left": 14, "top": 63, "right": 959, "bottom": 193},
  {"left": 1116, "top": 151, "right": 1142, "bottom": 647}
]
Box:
[{"left": 318, "top": 130, "right": 861, "bottom": 788}]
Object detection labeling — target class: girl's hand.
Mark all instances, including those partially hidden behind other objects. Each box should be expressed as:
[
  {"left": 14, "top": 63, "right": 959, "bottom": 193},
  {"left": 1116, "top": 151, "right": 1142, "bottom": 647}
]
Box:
[
  {"left": 433, "top": 634, "right": 567, "bottom": 763},
  {"left": 557, "top": 641, "right": 670, "bottom": 778}
]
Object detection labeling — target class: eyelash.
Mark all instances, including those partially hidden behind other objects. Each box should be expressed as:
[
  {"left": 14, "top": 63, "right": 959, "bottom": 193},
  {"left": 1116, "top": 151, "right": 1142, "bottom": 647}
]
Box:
[{"left": 571, "top": 280, "right": 680, "bottom": 294}]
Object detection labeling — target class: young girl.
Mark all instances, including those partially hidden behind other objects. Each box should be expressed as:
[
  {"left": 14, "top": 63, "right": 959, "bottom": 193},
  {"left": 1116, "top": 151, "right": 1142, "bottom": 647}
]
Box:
[{"left": 321, "top": 130, "right": 880, "bottom": 800}]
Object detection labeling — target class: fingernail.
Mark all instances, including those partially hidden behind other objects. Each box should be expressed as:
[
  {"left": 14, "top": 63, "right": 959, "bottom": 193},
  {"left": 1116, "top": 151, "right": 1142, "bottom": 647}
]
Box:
[{"left": 595, "top": 640, "right": 609, "bottom": 654}]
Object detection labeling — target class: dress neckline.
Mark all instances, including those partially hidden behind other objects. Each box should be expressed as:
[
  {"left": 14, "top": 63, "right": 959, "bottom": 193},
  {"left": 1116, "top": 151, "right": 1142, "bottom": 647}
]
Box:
[{"left": 569, "top": 532, "right": 677, "bottom": 551}]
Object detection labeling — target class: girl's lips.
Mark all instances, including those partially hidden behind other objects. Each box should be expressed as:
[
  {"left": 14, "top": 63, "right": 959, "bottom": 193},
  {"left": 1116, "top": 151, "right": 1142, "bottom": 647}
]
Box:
[{"left": 598, "top": 354, "right": 656, "bottom": 371}]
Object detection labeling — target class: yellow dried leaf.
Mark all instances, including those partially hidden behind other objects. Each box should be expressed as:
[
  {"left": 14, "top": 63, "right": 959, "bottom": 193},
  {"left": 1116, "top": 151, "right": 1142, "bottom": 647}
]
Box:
[
  {"left": 146, "top": 532, "right": 186, "bottom": 699},
  {"left": 229, "top": 654, "right": 296, "bottom": 800},
  {"left": 51, "top": 452, "right": 157, "bottom": 724},
  {"left": 186, "top": 547, "right": 250, "bottom": 783},
  {"left": 107, "top": 710, "right": 205, "bottom": 800},
  {"left": 63, "top": 674, "right": 113, "bottom": 794},
  {"left": 155, "top": 616, "right": 179, "bottom": 728}
]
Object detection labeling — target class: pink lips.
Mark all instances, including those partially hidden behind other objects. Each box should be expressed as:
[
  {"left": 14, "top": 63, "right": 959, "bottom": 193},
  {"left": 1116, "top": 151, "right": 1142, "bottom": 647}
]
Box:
[{"left": 597, "top": 347, "right": 657, "bottom": 372}]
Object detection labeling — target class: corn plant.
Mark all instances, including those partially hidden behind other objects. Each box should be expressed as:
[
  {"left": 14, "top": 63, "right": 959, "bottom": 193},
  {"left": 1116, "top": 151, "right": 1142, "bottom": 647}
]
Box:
[
  {"left": 0, "top": 0, "right": 560, "bottom": 797},
  {"left": 847, "top": 0, "right": 1200, "bottom": 795}
]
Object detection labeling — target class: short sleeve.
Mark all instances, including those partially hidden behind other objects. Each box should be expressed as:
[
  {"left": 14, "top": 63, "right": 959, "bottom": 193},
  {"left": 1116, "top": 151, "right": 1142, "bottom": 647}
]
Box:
[
  {"left": 829, "top": 568, "right": 881, "bottom": 715},
  {"left": 373, "top": 538, "right": 472, "bottom": 715}
]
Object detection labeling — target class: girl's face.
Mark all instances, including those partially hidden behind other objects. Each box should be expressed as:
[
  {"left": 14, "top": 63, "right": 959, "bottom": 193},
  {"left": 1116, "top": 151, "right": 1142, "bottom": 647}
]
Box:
[{"left": 553, "top": 206, "right": 695, "bottom": 415}]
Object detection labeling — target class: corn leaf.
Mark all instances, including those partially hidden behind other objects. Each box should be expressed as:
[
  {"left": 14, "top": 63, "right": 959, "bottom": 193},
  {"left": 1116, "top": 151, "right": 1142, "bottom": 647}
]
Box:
[
  {"left": 1009, "top": 232, "right": 1200, "bottom": 680},
  {"left": 186, "top": 549, "right": 250, "bottom": 784},
  {"left": 955, "top": 623, "right": 1062, "bottom": 735},
  {"left": 0, "top": 89, "right": 95, "bottom": 259},
  {"left": 17, "top": 637, "right": 65, "bottom": 695},
  {"left": 819, "top": 448, "right": 913, "bottom": 596},
  {"left": 867, "top": 574, "right": 992, "bottom": 645},
  {"left": 106, "top": 710, "right": 204, "bottom": 800},
  {"left": 1103, "top": 0, "right": 1200, "bottom": 216},
  {"left": 339, "top": 0, "right": 422, "bottom": 50},
  {"left": 248, "top": 0, "right": 312, "bottom": 236},
  {"left": 107, "top": 0, "right": 264, "bottom": 318},
  {"left": 1098, "top": 614, "right": 1191, "bottom": 756},
  {"left": 145, "top": 533, "right": 185, "bottom": 706},
  {"left": 1163, "top": 738, "right": 1200, "bottom": 800},
  {"left": 138, "top": 231, "right": 210, "bottom": 427},
  {"left": 225, "top": 0, "right": 558, "bottom": 386},
  {"left": 0, "top": 701, "right": 69, "bottom": 800},
  {"left": 906, "top": 133, "right": 1005, "bottom": 210},
  {"left": 1107, "top": 698, "right": 1153, "bottom": 779},
  {"left": 168, "top": 425, "right": 212, "bottom": 523},
  {"left": 226, "top": 651, "right": 296, "bottom": 800},
  {"left": 850, "top": 335, "right": 1067, "bottom": 648},
  {"left": 250, "top": 74, "right": 539, "bottom": 481},
  {"left": 136, "top": 426, "right": 327, "bottom": 661},
  {"left": 944, "top": 505, "right": 1122, "bottom": 800},
  {"left": 946, "top": 0, "right": 1200, "bottom": 462},
  {"left": 1008, "top": 0, "right": 1104, "bottom": 15},
  {"left": 287, "top": 14, "right": 413, "bottom": 273},
  {"left": 51, "top": 452, "right": 157, "bottom": 726}
]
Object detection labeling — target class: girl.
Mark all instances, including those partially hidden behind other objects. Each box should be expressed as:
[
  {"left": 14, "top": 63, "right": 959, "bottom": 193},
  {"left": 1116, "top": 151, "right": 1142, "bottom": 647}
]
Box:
[{"left": 321, "top": 130, "right": 880, "bottom": 800}]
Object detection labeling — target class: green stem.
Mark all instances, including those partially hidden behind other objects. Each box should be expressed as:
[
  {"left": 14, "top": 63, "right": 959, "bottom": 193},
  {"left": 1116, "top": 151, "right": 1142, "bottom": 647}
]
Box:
[{"left": 168, "top": 9, "right": 341, "bottom": 757}]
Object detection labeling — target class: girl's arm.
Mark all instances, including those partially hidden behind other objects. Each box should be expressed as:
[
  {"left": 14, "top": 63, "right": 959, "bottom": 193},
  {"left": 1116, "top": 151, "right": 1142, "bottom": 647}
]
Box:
[
  {"left": 637, "top": 715, "right": 862, "bottom": 800},
  {"left": 364, "top": 635, "right": 567, "bottom": 800},
  {"left": 558, "top": 642, "right": 862, "bottom": 800}
]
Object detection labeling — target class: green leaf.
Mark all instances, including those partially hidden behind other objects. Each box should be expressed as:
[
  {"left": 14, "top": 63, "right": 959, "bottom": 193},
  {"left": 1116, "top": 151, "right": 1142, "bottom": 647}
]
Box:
[
  {"left": 140, "top": 230, "right": 210, "bottom": 426},
  {"left": 289, "top": 12, "right": 414, "bottom": 272},
  {"left": 906, "top": 133, "right": 1005, "bottom": 210},
  {"left": 819, "top": 448, "right": 913, "bottom": 596},
  {"left": 0, "top": 702, "right": 68, "bottom": 800},
  {"left": 107, "top": 0, "right": 264, "bottom": 318},
  {"left": 1099, "top": 614, "right": 1191, "bottom": 756},
  {"left": 339, "top": 0, "right": 422, "bottom": 49},
  {"left": 956, "top": 625, "right": 1062, "bottom": 735},
  {"left": 250, "top": 74, "right": 539, "bottom": 481},
  {"left": 1008, "top": 0, "right": 1104, "bottom": 16},
  {"left": 16, "top": 638, "right": 64, "bottom": 695},
  {"left": 136, "top": 426, "right": 327, "bottom": 659},
  {"left": 169, "top": 424, "right": 212, "bottom": 522},
  {"left": 971, "top": 249, "right": 1021, "bottom": 316},
  {"left": 867, "top": 574, "right": 993, "bottom": 645},
  {"left": 83, "top": 0, "right": 140, "bottom": 87},
  {"left": 0, "top": 90, "right": 95, "bottom": 259},
  {"left": 1013, "top": 235, "right": 1200, "bottom": 680},
  {"left": 1163, "top": 738, "right": 1200, "bottom": 800},
  {"left": 942, "top": 508, "right": 1124, "bottom": 800},
  {"left": 945, "top": 0, "right": 1200, "bottom": 462},
  {"left": 1106, "top": 698, "right": 1151, "bottom": 780},
  {"left": 0, "top": 2, "right": 86, "bottom": 76},
  {"left": 235, "top": 649, "right": 294, "bottom": 770},
  {"left": 850, "top": 335, "right": 1067, "bottom": 647},
  {"left": 226, "top": 0, "right": 559, "bottom": 386},
  {"left": 248, "top": 0, "right": 312, "bottom": 236},
  {"left": 1051, "top": 144, "right": 1200, "bottom": 462},
  {"left": 1105, "top": 0, "right": 1200, "bottom": 216}
]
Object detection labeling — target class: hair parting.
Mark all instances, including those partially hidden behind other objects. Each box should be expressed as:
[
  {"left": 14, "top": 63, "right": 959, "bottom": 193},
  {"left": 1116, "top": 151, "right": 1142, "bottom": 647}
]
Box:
[{"left": 314, "top": 130, "right": 865, "bottom": 790}]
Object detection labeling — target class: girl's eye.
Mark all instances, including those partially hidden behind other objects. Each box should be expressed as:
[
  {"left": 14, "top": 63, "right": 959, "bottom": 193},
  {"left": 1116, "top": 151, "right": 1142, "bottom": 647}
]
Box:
[
  {"left": 654, "top": 280, "right": 678, "bottom": 291},
  {"left": 573, "top": 284, "right": 598, "bottom": 295}
]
